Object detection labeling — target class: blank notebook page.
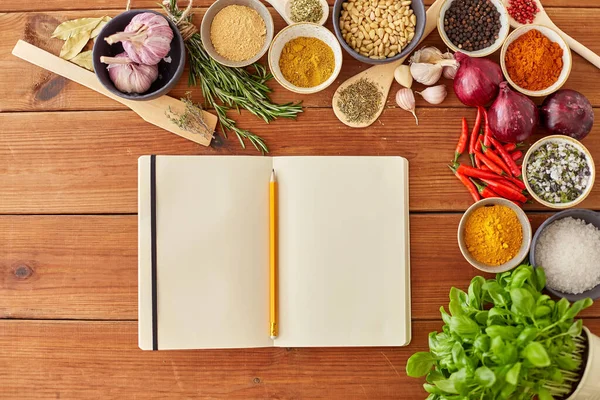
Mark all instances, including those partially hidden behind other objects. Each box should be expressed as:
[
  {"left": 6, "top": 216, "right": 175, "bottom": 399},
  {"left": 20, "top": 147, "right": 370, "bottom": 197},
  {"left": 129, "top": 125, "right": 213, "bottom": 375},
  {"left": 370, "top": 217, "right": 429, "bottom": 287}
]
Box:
[{"left": 273, "top": 156, "right": 411, "bottom": 347}]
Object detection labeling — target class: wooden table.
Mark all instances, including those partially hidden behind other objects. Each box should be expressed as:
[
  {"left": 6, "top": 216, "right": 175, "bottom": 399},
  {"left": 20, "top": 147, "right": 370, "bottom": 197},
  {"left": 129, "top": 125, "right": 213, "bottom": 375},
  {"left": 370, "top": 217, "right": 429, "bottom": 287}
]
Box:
[{"left": 1, "top": 0, "right": 599, "bottom": 398}]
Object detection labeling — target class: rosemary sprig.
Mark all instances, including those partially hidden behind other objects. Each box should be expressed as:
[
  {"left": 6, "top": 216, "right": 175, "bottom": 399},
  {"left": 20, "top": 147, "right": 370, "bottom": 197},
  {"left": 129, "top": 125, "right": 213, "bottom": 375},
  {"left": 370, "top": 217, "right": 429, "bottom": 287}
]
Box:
[{"left": 162, "top": 0, "right": 303, "bottom": 153}]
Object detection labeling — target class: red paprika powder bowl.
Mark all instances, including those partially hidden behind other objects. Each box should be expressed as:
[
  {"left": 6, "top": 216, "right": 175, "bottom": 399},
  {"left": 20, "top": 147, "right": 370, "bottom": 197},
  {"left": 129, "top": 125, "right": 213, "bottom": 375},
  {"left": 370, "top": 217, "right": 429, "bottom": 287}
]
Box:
[{"left": 500, "top": 24, "right": 572, "bottom": 97}]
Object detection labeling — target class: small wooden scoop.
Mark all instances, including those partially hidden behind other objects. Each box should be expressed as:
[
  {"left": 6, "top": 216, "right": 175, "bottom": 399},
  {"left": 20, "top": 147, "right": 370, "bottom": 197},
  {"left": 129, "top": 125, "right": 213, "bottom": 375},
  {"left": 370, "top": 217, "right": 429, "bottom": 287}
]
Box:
[
  {"left": 332, "top": 0, "right": 444, "bottom": 128},
  {"left": 264, "top": 0, "right": 329, "bottom": 26},
  {"left": 502, "top": 0, "right": 600, "bottom": 69},
  {"left": 12, "top": 40, "right": 217, "bottom": 146}
]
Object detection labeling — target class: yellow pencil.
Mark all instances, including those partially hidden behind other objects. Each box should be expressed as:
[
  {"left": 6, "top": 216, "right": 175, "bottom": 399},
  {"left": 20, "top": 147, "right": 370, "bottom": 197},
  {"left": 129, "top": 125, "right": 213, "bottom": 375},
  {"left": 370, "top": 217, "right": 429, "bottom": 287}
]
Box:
[{"left": 269, "top": 169, "right": 278, "bottom": 339}]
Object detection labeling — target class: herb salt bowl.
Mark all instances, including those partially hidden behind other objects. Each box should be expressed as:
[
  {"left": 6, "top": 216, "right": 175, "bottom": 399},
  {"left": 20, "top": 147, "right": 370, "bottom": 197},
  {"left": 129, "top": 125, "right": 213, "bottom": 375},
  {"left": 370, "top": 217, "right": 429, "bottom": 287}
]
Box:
[
  {"left": 437, "top": 0, "right": 509, "bottom": 58},
  {"left": 332, "top": 0, "right": 426, "bottom": 65},
  {"left": 522, "top": 135, "right": 595, "bottom": 209},
  {"left": 268, "top": 23, "right": 343, "bottom": 94},
  {"left": 501, "top": 24, "right": 572, "bottom": 97},
  {"left": 201, "top": 0, "right": 274, "bottom": 68},
  {"left": 458, "top": 198, "right": 532, "bottom": 274},
  {"left": 92, "top": 10, "right": 185, "bottom": 101},
  {"left": 529, "top": 208, "right": 600, "bottom": 301}
]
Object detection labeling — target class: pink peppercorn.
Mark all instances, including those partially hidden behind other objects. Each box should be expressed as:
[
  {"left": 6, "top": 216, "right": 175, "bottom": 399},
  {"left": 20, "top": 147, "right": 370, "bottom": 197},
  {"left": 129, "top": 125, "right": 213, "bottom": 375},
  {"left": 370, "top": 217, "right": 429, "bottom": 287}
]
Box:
[{"left": 507, "top": 0, "right": 539, "bottom": 24}]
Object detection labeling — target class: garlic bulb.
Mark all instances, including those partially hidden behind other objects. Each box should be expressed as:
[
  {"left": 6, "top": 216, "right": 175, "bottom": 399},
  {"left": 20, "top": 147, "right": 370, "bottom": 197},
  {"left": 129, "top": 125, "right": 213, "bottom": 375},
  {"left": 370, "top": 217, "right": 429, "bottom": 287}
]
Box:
[
  {"left": 105, "top": 13, "right": 173, "bottom": 65},
  {"left": 396, "top": 88, "right": 418, "bottom": 125},
  {"left": 394, "top": 65, "right": 413, "bottom": 88},
  {"left": 442, "top": 51, "right": 459, "bottom": 79},
  {"left": 410, "top": 46, "right": 444, "bottom": 64},
  {"left": 416, "top": 85, "right": 447, "bottom": 105},
  {"left": 410, "top": 62, "right": 443, "bottom": 86},
  {"left": 101, "top": 52, "right": 159, "bottom": 94}
]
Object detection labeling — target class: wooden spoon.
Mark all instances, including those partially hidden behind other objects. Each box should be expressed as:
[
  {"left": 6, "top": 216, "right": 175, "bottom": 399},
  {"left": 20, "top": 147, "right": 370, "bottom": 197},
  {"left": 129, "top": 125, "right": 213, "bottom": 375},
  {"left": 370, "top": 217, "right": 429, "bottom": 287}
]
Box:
[
  {"left": 264, "top": 0, "right": 329, "bottom": 26},
  {"left": 502, "top": 0, "right": 600, "bottom": 69},
  {"left": 12, "top": 40, "right": 217, "bottom": 146},
  {"left": 332, "top": 0, "right": 443, "bottom": 128}
]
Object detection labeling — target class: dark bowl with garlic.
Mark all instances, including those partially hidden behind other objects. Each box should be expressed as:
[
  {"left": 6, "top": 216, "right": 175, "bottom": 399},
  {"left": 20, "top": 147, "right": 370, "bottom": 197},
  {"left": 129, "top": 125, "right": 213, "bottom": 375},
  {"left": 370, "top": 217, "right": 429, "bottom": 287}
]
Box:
[
  {"left": 92, "top": 9, "right": 185, "bottom": 101},
  {"left": 332, "top": 0, "right": 426, "bottom": 65}
]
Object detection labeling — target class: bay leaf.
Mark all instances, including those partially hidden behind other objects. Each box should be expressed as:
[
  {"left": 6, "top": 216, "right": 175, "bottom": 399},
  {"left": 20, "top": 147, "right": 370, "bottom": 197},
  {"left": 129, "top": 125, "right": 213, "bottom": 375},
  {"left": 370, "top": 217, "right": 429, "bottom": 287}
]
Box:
[
  {"left": 51, "top": 17, "right": 103, "bottom": 40},
  {"left": 60, "top": 30, "right": 92, "bottom": 60},
  {"left": 91, "top": 16, "right": 112, "bottom": 39},
  {"left": 70, "top": 50, "right": 94, "bottom": 71}
]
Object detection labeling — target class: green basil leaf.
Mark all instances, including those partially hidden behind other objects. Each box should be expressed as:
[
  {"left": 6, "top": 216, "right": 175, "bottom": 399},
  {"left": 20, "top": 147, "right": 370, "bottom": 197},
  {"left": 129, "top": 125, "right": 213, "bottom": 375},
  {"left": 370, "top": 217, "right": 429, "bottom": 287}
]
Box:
[
  {"left": 434, "top": 379, "right": 459, "bottom": 394},
  {"left": 556, "top": 354, "right": 580, "bottom": 371},
  {"left": 536, "top": 294, "right": 551, "bottom": 306},
  {"left": 537, "top": 387, "right": 553, "bottom": 400},
  {"left": 474, "top": 334, "right": 491, "bottom": 353},
  {"left": 534, "top": 305, "right": 552, "bottom": 318},
  {"left": 522, "top": 342, "right": 551, "bottom": 367},
  {"left": 500, "top": 383, "right": 516, "bottom": 399},
  {"left": 563, "top": 298, "right": 594, "bottom": 321},
  {"left": 510, "top": 267, "right": 531, "bottom": 289},
  {"left": 406, "top": 352, "right": 436, "bottom": 377},
  {"left": 468, "top": 276, "right": 485, "bottom": 309},
  {"left": 449, "top": 300, "right": 464, "bottom": 317},
  {"left": 556, "top": 298, "right": 569, "bottom": 319},
  {"left": 491, "top": 336, "right": 504, "bottom": 359},
  {"left": 483, "top": 281, "right": 507, "bottom": 306},
  {"left": 474, "top": 366, "right": 496, "bottom": 388},
  {"left": 440, "top": 306, "right": 452, "bottom": 326},
  {"left": 516, "top": 327, "right": 538, "bottom": 346},
  {"left": 475, "top": 311, "right": 488, "bottom": 325},
  {"left": 449, "top": 368, "right": 469, "bottom": 395},
  {"left": 503, "top": 342, "right": 519, "bottom": 364},
  {"left": 568, "top": 319, "right": 583, "bottom": 337},
  {"left": 510, "top": 288, "right": 535, "bottom": 318},
  {"left": 535, "top": 267, "right": 547, "bottom": 292},
  {"left": 550, "top": 367, "right": 564, "bottom": 384},
  {"left": 449, "top": 315, "right": 480, "bottom": 338},
  {"left": 423, "top": 383, "right": 444, "bottom": 395},
  {"left": 505, "top": 362, "right": 521, "bottom": 386},
  {"left": 426, "top": 369, "right": 445, "bottom": 384},
  {"left": 486, "top": 325, "right": 519, "bottom": 340}
]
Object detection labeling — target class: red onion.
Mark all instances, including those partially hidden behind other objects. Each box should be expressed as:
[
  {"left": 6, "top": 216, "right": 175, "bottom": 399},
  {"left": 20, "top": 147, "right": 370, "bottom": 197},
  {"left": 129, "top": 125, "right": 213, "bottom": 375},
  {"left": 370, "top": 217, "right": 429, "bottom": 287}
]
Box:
[
  {"left": 453, "top": 52, "right": 503, "bottom": 107},
  {"left": 489, "top": 82, "right": 539, "bottom": 143},
  {"left": 540, "top": 89, "right": 594, "bottom": 140}
]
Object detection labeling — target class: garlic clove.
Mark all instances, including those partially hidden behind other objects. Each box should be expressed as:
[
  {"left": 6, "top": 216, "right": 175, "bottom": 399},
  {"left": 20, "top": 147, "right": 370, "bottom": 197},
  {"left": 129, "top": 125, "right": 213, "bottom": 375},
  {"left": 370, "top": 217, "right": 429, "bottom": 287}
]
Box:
[
  {"left": 396, "top": 88, "right": 418, "bottom": 125},
  {"left": 410, "top": 62, "right": 443, "bottom": 86},
  {"left": 394, "top": 64, "right": 413, "bottom": 88},
  {"left": 415, "top": 84, "right": 447, "bottom": 105},
  {"left": 409, "top": 46, "right": 444, "bottom": 64}
]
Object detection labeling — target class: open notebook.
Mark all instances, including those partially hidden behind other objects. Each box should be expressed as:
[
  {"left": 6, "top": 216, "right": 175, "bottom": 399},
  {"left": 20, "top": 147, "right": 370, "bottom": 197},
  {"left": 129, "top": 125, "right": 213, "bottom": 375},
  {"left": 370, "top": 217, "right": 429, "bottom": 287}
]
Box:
[{"left": 138, "top": 156, "right": 411, "bottom": 350}]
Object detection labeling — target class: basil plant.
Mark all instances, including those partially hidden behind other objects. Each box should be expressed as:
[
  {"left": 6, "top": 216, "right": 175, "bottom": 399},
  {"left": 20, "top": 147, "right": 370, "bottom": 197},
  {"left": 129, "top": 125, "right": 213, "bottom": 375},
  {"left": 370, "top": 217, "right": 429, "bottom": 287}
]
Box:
[{"left": 406, "top": 265, "right": 593, "bottom": 400}]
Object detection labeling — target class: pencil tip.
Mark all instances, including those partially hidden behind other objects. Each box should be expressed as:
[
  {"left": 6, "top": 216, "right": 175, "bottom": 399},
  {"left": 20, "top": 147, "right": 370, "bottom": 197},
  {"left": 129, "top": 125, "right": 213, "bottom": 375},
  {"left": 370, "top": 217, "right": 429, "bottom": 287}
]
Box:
[
  {"left": 270, "top": 336, "right": 277, "bottom": 340},
  {"left": 271, "top": 169, "right": 275, "bottom": 181}
]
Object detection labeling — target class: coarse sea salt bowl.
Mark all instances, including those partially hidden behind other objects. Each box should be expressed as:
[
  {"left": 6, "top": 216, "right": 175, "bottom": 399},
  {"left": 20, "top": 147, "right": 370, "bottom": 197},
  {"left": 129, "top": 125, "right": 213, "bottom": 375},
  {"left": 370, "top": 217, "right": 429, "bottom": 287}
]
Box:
[
  {"left": 500, "top": 24, "right": 572, "bottom": 97},
  {"left": 92, "top": 9, "right": 185, "bottom": 101},
  {"left": 530, "top": 209, "right": 600, "bottom": 301},
  {"left": 437, "top": 0, "right": 510, "bottom": 58},
  {"left": 268, "top": 23, "right": 343, "bottom": 94},
  {"left": 201, "top": 0, "right": 274, "bottom": 68},
  {"left": 522, "top": 135, "right": 595, "bottom": 209},
  {"left": 458, "top": 198, "right": 532, "bottom": 274}
]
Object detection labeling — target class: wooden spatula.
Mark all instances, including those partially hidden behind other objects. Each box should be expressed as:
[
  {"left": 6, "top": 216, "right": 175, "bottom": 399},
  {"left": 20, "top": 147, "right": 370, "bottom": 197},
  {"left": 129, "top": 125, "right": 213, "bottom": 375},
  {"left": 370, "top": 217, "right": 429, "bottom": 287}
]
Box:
[
  {"left": 502, "top": 0, "right": 600, "bottom": 69},
  {"left": 12, "top": 40, "right": 217, "bottom": 146},
  {"left": 332, "top": 0, "right": 444, "bottom": 128}
]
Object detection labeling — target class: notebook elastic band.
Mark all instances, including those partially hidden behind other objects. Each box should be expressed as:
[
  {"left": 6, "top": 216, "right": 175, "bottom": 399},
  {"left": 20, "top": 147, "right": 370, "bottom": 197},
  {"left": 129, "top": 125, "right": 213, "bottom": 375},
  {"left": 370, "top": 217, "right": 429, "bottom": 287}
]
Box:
[{"left": 151, "top": 155, "right": 158, "bottom": 351}]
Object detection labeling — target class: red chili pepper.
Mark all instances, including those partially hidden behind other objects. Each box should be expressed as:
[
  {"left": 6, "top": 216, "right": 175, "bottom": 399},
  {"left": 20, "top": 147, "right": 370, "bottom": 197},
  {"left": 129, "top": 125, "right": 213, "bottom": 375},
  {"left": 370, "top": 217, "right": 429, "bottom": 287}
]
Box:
[
  {"left": 482, "top": 144, "right": 512, "bottom": 176},
  {"left": 469, "top": 107, "right": 483, "bottom": 166},
  {"left": 483, "top": 108, "right": 492, "bottom": 147},
  {"left": 511, "top": 150, "right": 523, "bottom": 161},
  {"left": 503, "top": 143, "right": 518, "bottom": 152},
  {"left": 475, "top": 151, "right": 504, "bottom": 176},
  {"left": 453, "top": 163, "right": 503, "bottom": 180},
  {"left": 452, "top": 170, "right": 481, "bottom": 203},
  {"left": 454, "top": 117, "right": 469, "bottom": 163},
  {"left": 505, "top": 175, "right": 526, "bottom": 190},
  {"left": 470, "top": 178, "right": 500, "bottom": 199},
  {"left": 490, "top": 137, "right": 522, "bottom": 177},
  {"left": 490, "top": 177, "right": 521, "bottom": 192},
  {"left": 480, "top": 178, "right": 528, "bottom": 203}
]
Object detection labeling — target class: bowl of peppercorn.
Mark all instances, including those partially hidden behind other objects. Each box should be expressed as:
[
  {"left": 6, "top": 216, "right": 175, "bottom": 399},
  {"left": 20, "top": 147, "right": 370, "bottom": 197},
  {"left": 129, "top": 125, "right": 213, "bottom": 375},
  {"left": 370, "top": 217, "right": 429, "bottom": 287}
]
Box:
[{"left": 438, "top": 0, "right": 510, "bottom": 57}]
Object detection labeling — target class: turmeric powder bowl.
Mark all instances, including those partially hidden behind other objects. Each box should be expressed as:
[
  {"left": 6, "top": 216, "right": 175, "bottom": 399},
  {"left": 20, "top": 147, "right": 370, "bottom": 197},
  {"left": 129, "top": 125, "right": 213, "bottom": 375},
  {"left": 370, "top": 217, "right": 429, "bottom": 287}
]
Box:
[
  {"left": 500, "top": 25, "right": 572, "bottom": 97},
  {"left": 268, "top": 23, "right": 343, "bottom": 94},
  {"left": 458, "top": 198, "right": 532, "bottom": 273}
]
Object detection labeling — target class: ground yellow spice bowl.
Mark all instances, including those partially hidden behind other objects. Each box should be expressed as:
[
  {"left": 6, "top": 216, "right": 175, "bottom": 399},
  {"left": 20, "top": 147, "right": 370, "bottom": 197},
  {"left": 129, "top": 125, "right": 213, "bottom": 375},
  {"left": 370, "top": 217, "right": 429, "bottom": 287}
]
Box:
[
  {"left": 268, "top": 23, "right": 343, "bottom": 94},
  {"left": 457, "top": 198, "right": 532, "bottom": 274}
]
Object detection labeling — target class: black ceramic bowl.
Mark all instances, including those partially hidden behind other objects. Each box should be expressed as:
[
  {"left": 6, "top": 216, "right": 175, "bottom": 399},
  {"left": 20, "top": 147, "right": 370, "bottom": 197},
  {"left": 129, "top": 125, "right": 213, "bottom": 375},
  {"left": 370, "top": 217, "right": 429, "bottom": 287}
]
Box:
[
  {"left": 92, "top": 10, "right": 185, "bottom": 101},
  {"left": 530, "top": 209, "right": 600, "bottom": 301},
  {"left": 332, "top": 0, "right": 426, "bottom": 65}
]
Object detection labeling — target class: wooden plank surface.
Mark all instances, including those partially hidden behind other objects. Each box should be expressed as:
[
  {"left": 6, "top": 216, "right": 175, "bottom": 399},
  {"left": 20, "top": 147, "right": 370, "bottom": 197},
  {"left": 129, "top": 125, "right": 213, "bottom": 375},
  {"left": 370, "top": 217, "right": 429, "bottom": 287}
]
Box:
[
  {"left": 2, "top": 8, "right": 600, "bottom": 112},
  {"left": 2, "top": 214, "right": 599, "bottom": 321},
  {"left": 0, "top": 108, "right": 599, "bottom": 214},
  {"left": 0, "top": 318, "right": 598, "bottom": 399}
]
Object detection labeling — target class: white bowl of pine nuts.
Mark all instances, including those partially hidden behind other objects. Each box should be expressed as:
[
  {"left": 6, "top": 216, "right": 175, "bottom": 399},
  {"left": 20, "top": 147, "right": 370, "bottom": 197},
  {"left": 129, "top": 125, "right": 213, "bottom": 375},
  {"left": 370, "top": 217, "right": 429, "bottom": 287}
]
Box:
[{"left": 333, "top": 0, "right": 425, "bottom": 64}]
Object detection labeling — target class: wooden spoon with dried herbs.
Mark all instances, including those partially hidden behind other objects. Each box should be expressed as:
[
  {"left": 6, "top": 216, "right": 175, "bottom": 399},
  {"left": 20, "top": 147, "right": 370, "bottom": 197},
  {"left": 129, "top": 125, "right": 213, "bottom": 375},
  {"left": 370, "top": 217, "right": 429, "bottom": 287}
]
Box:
[{"left": 163, "top": 0, "right": 303, "bottom": 153}]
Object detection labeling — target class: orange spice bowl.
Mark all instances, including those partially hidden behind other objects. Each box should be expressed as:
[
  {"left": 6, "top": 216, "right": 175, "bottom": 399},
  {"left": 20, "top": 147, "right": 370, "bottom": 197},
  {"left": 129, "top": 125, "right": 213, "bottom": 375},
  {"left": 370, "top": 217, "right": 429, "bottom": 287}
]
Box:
[
  {"left": 457, "top": 198, "right": 532, "bottom": 274},
  {"left": 500, "top": 24, "right": 572, "bottom": 97}
]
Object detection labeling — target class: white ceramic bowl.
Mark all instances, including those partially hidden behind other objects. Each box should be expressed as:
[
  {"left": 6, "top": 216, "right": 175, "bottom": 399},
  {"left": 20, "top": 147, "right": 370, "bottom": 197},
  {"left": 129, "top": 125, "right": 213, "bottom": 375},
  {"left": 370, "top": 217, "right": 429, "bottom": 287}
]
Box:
[
  {"left": 438, "top": 0, "right": 510, "bottom": 57},
  {"left": 281, "top": 0, "right": 329, "bottom": 26},
  {"left": 268, "top": 23, "right": 343, "bottom": 94},
  {"left": 458, "top": 198, "right": 532, "bottom": 274},
  {"left": 201, "top": 0, "right": 274, "bottom": 68},
  {"left": 522, "top": 135, "right": 595, "bottom": 209},
  {"left": 501, "top": 24, "right": 572, "bottom": 97}
]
